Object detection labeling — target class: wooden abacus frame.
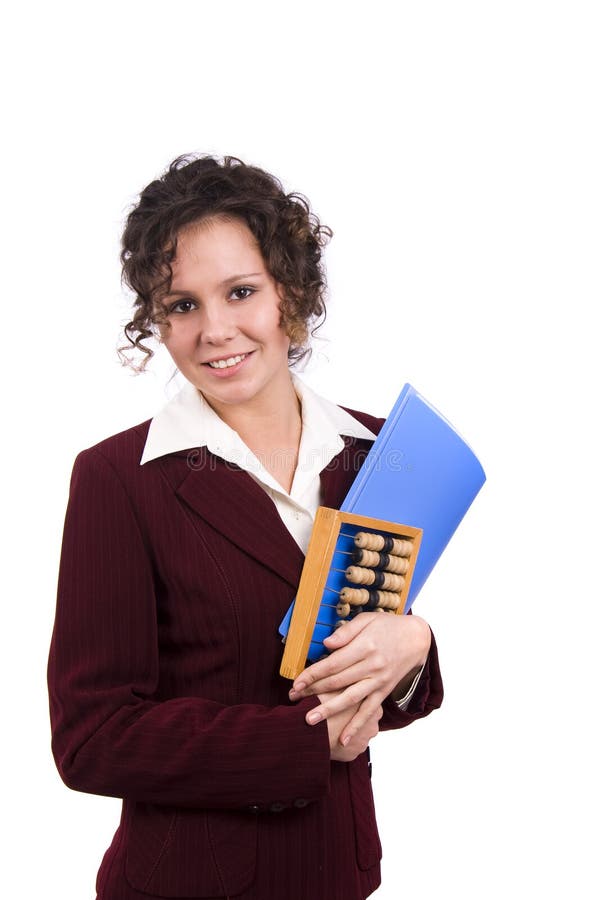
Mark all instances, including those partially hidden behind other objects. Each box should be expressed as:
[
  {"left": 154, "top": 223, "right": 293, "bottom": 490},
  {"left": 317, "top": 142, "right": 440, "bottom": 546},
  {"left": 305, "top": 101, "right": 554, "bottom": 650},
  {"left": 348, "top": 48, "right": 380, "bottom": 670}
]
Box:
[{"left": 280, "top": 507, "right": 423, "bottom": 680}]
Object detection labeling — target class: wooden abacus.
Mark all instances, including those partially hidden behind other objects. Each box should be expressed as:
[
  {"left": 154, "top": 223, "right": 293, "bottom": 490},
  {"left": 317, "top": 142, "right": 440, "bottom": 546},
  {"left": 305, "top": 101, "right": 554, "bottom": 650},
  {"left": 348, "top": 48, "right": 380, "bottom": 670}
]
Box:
[{"left": 279, "top": 507, "right": 422, "bottom": 680}]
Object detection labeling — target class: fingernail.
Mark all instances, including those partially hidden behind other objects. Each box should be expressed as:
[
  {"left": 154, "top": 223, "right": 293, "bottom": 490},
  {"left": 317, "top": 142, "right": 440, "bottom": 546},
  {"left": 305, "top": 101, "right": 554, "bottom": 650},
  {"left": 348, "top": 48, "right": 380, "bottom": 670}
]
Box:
[
  {"left": 307, "top": 711, "right": 322, "bottom": 725},
  {"left": 342, "top": 734, "right": 351, "bottom": 746},
  {"left": 294, "top": 681, "right": 306, "bottom": 692},
  {"left": 289, "top": 690, "right": 299, "bottom": 700}
]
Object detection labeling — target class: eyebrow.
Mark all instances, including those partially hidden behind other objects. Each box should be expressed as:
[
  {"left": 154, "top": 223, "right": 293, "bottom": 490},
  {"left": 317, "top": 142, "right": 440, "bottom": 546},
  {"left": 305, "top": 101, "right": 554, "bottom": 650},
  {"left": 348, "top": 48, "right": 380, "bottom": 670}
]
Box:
[{"left": 166, "top": 272, "right": 264, "bottom": 298}]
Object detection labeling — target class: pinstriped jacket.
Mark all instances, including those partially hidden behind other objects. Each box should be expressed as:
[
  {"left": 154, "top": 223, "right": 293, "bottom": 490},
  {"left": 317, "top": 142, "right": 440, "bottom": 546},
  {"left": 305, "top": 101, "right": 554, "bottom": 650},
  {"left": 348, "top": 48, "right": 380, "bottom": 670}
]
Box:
[{"left": 47, "top": 405, "right": 443, "bottom": 900}]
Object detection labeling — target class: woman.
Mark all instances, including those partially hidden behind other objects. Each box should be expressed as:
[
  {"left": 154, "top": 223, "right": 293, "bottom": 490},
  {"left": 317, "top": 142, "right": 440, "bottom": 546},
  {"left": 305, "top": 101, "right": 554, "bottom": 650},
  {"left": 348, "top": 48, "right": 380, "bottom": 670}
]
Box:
[{"left": 48, "top": 155, "right": 443, "bottom": 900}]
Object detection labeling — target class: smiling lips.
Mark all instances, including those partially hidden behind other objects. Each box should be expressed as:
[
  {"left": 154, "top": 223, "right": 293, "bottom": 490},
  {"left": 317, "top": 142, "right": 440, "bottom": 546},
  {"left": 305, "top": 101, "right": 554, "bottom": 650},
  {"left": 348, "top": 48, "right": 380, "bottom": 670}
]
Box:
[{"left": 205, "top": 352, "right": 250, "bottom": 369}]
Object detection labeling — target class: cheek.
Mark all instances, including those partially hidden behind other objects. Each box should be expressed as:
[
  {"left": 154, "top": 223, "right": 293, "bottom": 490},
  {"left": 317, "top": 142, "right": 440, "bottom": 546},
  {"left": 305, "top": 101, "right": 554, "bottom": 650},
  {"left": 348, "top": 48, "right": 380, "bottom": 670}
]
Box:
[
  {"left": 269, "top": 321, "right": 291, "bottom": 354},
  {"left": 253, "top": 305, "right": 290, "bottom": 348},
  {"left": 159, "top": 319, "right": 194, "bottom": 348}
]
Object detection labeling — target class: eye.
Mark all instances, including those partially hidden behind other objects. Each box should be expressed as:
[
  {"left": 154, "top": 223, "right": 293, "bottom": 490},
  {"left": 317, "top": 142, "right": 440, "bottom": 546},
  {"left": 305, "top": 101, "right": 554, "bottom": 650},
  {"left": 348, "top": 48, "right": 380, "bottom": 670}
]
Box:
[
  {"left": 168, "top": 298, "right": 197, "bottom": 314},
  {"left": 230, "top": 286, "right": 255, "bottom": 301}
]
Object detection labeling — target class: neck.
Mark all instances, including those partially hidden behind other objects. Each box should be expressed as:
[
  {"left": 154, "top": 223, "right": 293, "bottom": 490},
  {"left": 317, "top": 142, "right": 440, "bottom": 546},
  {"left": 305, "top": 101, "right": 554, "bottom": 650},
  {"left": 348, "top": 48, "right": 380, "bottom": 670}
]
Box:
[{"left": 205, "top": 375, "right": 303, "bottom": 493}]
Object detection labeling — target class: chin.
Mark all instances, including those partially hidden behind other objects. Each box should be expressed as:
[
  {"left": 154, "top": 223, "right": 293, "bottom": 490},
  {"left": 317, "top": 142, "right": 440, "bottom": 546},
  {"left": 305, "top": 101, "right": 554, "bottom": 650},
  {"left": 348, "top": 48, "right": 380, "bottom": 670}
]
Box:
[{"left": 200, "top": 381, "right": 259, "bottom": 406}]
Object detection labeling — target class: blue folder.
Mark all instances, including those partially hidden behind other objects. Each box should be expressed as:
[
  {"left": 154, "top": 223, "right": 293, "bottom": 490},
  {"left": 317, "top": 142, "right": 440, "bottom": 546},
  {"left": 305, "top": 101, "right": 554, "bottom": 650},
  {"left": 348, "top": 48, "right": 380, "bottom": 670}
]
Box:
[{"left": 279, "top": 384, "right": 486, "bottom": 657}]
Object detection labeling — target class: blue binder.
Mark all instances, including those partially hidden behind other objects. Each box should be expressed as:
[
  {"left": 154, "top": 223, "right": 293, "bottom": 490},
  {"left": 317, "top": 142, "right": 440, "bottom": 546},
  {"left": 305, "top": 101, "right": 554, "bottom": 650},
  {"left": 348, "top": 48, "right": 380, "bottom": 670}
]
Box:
[{"left": 279, "top": 384, "right": 486, "bottom": 657}]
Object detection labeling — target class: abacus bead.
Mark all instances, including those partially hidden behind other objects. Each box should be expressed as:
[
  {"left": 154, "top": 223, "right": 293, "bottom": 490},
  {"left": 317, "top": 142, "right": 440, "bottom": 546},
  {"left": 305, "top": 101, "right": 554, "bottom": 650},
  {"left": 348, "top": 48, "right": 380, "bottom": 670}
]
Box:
[
  {"left": 345, "top": 565, "right": 375, "bottom": 585},
  {"left": 361, "top": 550, "right": 379, "bottom": 566},
  {"left": 371, "top": 571, "right": 386, "bottom": 588},
  {"left": 391, "top": 539, "right": 412, "bottom": 558},
  {"left": 339, "top": 587, "right": 369, "bottom": 605},
  {"left": 384, "top": 555, "right": 410, "bottom": 575},
  {"left": 381, "top": 535, "right": 394, "bottom": 553},
  {"left": 351, "top": 548, "right": 382, "bottom": 568},
  {"left": 380, "top": 572, "right": 405, "bottom": 591},
  {"left": 364, "top": 592, "right": 380, "bottom": 610},
  {"left": 376, "top": 590, "right": 402, "bottom": 610},
  {"left": 353, "top": 532, "right": 382, "bottom": 551}
]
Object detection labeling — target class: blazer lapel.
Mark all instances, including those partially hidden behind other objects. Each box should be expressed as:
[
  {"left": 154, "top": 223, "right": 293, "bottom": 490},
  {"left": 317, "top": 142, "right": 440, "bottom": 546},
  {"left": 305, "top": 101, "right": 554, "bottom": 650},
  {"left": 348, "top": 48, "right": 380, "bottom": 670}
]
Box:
[
  {"left": 164, "top": 449, "right": 306, "bottom": 589},
  {"left": 158, "top": 435, "right": 375, "bottom": 589},
  {"left": 320, "top": 436, "right": 374, "bottom": 508}
]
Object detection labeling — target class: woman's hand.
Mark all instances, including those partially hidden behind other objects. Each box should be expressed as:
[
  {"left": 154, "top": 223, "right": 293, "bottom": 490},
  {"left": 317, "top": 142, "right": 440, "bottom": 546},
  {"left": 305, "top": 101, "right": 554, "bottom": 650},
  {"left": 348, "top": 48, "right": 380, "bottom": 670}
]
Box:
[
  {"left": 290, "top": 612, "right": 431, "bottom": 746},
  {"left": 318, "top": 690, "right": 383, "bottom": 762}
]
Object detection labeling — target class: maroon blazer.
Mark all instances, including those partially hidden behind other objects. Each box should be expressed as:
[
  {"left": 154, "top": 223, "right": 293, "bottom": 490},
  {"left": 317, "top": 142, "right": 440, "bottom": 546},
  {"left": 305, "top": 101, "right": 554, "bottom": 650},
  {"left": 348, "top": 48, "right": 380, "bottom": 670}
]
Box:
[{"left": 47, "top": 407, "right": 443, "bottom": 900}]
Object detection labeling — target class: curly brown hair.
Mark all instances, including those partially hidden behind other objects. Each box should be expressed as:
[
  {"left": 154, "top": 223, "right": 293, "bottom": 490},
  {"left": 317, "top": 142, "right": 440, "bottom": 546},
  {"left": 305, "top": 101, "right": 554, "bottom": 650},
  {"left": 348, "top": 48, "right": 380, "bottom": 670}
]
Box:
[{"left": 119, "top": 154, "right": 332, "bottom": 370}]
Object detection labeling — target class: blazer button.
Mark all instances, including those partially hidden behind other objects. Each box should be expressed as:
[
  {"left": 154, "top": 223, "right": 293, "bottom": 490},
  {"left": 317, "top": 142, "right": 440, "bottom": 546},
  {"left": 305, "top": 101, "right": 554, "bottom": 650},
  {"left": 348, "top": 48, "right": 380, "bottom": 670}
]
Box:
[
  {"left": 269, "top": 802, "right": 286, "bottom": 813},
  {"left": 293, "top": 798, "right": 309, "bottom": 808},
  {"left": 247, "top": 805, "right": 260, "bottom": 814}
]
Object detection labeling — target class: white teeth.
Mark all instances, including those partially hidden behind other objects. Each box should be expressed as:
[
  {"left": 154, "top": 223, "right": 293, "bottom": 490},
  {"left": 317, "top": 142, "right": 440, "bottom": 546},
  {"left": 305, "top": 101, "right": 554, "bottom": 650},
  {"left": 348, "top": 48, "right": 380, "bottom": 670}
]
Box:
[{"left": 208, "top": 354, "right": 246, "bottom": 369}]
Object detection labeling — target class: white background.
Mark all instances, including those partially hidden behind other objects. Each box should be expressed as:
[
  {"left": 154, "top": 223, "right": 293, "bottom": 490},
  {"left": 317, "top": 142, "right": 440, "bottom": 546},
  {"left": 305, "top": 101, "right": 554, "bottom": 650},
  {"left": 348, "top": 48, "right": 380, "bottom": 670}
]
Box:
[{"left": 2, "top": 1, "right": 599, "bottom": 897}]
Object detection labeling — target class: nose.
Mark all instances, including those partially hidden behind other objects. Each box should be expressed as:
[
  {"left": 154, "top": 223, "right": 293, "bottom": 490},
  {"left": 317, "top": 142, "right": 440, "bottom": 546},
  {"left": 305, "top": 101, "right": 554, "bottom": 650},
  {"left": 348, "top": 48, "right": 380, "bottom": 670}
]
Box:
[{"left": 199, "top": 301, "right": 238, "bottom": 345}]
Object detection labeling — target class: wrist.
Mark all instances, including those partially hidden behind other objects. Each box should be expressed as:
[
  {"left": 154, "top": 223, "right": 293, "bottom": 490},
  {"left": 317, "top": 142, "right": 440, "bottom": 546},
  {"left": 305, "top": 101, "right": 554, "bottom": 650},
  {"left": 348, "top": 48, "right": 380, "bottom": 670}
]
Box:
[{"left": 411, "top": 615, "right": 432, "bottom": 665}]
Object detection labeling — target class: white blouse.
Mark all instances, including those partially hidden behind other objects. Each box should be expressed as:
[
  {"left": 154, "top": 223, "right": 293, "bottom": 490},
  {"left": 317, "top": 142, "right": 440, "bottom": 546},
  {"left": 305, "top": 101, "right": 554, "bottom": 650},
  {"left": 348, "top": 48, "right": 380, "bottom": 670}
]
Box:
[{"left": 141, "top": 374, "right": 377, "bottom": 553}]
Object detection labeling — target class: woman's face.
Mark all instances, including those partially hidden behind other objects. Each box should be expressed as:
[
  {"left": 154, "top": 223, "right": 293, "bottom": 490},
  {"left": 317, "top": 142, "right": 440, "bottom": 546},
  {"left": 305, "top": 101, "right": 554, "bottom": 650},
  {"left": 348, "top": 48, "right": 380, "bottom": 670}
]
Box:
[{"left": 159, "top": 216, "right": 293, "bottom": 415}]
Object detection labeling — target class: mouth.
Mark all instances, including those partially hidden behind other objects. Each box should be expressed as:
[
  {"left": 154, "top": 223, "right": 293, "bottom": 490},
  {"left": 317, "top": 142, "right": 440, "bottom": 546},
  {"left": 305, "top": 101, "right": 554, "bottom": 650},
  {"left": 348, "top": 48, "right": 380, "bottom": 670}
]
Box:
[{"left": 204, "top": 352, "right": 250, "bottom": 369}]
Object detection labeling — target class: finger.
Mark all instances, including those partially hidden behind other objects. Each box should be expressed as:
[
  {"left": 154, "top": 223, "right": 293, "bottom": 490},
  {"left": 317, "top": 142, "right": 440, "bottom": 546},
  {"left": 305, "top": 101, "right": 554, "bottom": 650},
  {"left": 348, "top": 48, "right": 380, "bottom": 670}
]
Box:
[
  {"left": 340, "top": 694, "right": 386, "bottom": 746},
  {"left": 305, "top": 682, "right": 374, "bottom": 725},
  {"left": 292, "top": 659, "right": 374, "bottom": 698},
  {"left": 291, "top": 642, "right": 368, "bottom": 695},
  {"left": 322, "top": 612, "right": 376, "bottom": 649},
  {"left": 291, "top": 613, "right": 384, "bottom": 696}
]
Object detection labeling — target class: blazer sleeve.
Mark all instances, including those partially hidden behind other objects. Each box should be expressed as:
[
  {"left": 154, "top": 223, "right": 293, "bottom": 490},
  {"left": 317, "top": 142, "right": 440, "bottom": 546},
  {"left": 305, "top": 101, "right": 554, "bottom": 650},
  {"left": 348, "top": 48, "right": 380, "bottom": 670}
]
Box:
[{"left": 47, "top": 447, "right": 331, "bottom": 811}]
